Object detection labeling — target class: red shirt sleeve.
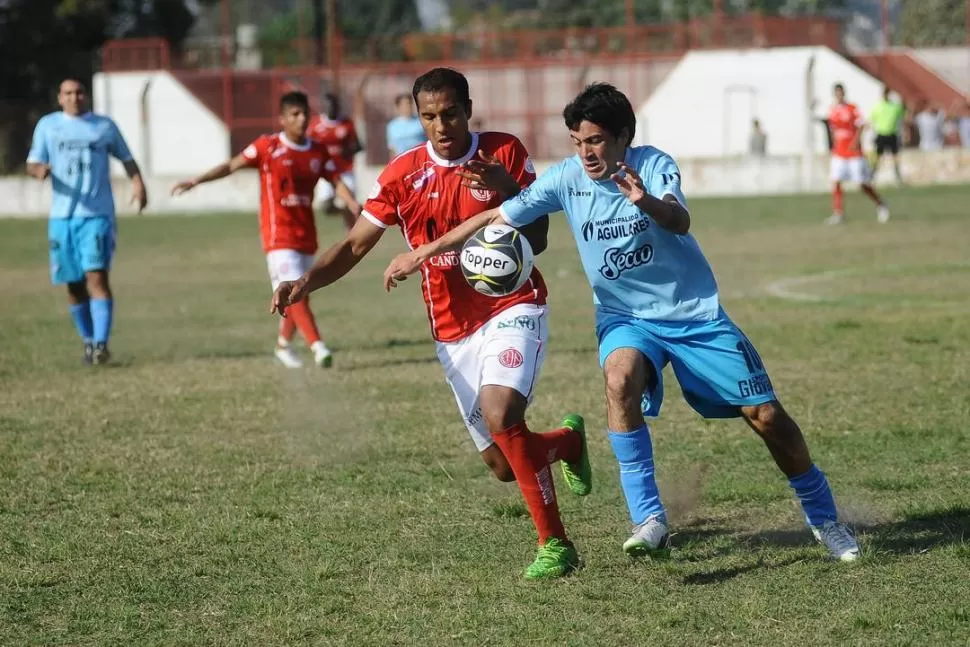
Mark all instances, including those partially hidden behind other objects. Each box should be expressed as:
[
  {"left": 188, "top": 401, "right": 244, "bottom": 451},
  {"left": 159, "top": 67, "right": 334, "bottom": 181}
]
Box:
[
  {"left": 361, "top": 165, "right": 401, "bottom": 228},
  {"left": 241, "top": 136, "right": 266, "bottom": 168},
  {"left": 499, "top": 136, "right": 537, "bottom": 190}
]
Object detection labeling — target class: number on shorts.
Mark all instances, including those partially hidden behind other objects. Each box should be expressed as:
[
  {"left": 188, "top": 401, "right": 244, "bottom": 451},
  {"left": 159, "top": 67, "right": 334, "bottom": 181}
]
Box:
[{"left": 736, "top": 339, "right": 764, "bottom": 374}]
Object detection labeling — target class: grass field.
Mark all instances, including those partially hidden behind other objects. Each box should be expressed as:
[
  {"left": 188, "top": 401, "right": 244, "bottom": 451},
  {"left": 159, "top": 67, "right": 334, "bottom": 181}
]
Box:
[{"left": 2, "top": 186, "right": 969, "bottom": 646}]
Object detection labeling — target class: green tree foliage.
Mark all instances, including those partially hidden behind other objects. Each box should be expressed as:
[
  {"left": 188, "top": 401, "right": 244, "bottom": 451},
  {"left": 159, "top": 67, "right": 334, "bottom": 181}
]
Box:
[
  {"left": 896, "top": 0, "right": 966, "bottom": 46},
  {"left": 0, "top": 0, "right": 217, "bottom": 172}
]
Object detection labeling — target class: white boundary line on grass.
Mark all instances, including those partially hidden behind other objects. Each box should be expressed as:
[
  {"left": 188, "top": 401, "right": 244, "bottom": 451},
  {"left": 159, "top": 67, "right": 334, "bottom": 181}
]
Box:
[{"left": 763, "top": 263, "right": 970, "bottom": 303}]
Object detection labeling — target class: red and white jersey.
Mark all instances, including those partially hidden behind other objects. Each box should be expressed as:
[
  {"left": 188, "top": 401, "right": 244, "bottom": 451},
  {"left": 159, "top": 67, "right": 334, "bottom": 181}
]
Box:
[
  {"left": 241, "top": 133, "right": 337, "bottom": 255},
  {"left": 829, "top": 102, "right": 864, "bottom": 159},
  {"left": 362, "top": 132, "right": 548, "bottom": 343},
  {"left": 308, "top": 116, "right": 358, "bottom": 174}
]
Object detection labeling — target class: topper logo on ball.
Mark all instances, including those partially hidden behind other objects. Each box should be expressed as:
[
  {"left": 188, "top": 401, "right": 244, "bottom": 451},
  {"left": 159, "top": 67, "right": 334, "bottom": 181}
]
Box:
[{"left": 462, "top": 249, "right": 512, "bottom": 275}]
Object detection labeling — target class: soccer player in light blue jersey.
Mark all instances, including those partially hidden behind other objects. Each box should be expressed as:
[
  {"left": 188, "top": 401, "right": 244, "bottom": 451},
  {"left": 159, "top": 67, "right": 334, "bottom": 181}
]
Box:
[
  {"left": 26, "top": 78, "right": 147, "bottom": 365},
  {"left": 384, "top": 83, "right": 860, "bottom": 563}
]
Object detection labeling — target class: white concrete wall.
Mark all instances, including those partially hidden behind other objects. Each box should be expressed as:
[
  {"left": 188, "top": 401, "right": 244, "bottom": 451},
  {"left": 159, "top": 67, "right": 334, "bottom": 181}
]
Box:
[
  {"left": 4, "top": 150, "right": 970, "bottom": 218},
  {"left": 914, "top": 46, "right": 970, "bottom": 97},
  {"left": 92, "top": 71, "right": 230, "bottom": 177},
  {"left": 636, "top": 47, "right": 885, "bottom": 160}
]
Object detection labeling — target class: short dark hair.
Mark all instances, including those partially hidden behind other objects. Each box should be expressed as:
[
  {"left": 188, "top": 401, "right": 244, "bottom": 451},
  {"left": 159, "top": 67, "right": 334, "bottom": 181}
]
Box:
[
  {"left": 279, "top": 91, "right": 309, "bottom": 113},
  {"left": 412, "top": 68, "right": 470, "bottom": 113},
  {"left": 563, "top": 83, "right": 636, "bottom": 147},
  {"left": 59, "top": 78, "right": 86, "bottom": 92},
  {"left": 834, "top": 83, "right": 845, "bottom": 92}
]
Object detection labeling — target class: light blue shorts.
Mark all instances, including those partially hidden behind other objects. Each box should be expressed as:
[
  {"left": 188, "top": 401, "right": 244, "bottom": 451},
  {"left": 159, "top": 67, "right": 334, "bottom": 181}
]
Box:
[
  {"left": 597, "top": 308, "right": 777, "bottom": 419},
  {"left": 48, "top": 216, "right": 115, "bottom": 285}
]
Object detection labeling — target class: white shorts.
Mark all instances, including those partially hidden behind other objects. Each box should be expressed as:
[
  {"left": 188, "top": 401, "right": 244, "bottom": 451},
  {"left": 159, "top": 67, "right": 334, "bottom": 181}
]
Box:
[
  {"left": 316, "top": 172, "right": 356, "bottom": 207},
  {"left": 266, "top": 249, "right": 313, "bottom": 291},
  {"left": 830, "top": 157, "right": 871, "bottom": 183},
  {"left": 435, "top": 303, "right": 549, "bottom": 452}
]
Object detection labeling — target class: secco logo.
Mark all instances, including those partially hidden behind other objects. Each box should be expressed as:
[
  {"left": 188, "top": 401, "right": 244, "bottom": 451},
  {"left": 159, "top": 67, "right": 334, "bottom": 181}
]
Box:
[
  {"left": 498, "top": 348, "right": 524, "bottom": 369},
  {"left": 462, "top": 249, "right": 514, "bottom": 276},
  {"left": 599, "top": 242, "right": 654, "bottom": 280}
]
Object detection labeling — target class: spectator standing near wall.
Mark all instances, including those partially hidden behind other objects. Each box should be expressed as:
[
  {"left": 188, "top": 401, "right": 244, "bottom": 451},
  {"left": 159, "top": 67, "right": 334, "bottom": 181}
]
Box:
[{"left": 385, "top": 93, "right": 427, "bottom": 158}]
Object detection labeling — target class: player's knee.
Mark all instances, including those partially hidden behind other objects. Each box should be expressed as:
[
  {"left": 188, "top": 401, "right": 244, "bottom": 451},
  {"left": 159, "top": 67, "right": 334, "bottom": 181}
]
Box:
[
  {"left": 742, "top": 401, "right": 786, "bottom": 436},
  {"left": 67, "top": 281, "right": 88, "bottom": 302},
  {"left": 479, "top": 386, "right": 527, "bottom": 435},
  {"left": 85, "top": 270, "right": 110, "bottom": 297},
  {"left": 480, "top": 445, "right": 515, "bottom": 482},
  {"left": 603, "top": 366, "right": 641, "bottom": 411}
]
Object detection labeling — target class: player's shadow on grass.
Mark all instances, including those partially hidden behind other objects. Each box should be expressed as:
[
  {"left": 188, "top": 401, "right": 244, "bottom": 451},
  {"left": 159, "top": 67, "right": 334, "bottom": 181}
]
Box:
[
  {"left": 682, "top": 505, "right": 970, "bottom": 585},
  {"left": 857, "top": 504, "right": 970, "bottom": 555}
]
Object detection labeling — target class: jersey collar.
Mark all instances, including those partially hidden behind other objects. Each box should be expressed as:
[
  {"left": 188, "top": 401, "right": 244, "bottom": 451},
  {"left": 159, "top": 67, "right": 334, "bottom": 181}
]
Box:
[
  {"left": 279, "top": 133, "right": 311, "bottom": 151},
  {"left": 425, "top": 132, "right": 479, "bottom": 168}
]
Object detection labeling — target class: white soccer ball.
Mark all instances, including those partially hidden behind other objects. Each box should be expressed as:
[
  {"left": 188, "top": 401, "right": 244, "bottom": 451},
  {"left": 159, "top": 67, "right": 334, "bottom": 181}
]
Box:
[{"left": 460, "top": 224, "right": 535, "bottom": 297}]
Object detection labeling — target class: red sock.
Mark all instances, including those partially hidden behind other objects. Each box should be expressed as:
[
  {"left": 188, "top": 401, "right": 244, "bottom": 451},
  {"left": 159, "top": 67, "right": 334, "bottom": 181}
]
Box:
[
  {"left": 490, "top": 422, "right": 567, "bottom": 544},
  {"left": 278, "top": 316, "right": 296, "bottom": 343},
  {"left": 861, "top": 183, "right": 883, "bottom": 205},
  {"left": 287, "top": 298, "right": 322, "bottom": 346},
  {"left": 532, "top": 426, "right": 581, "bottom": 464},
  {"left": 833, "top": 182, "right": 844, "bottom": 214}
]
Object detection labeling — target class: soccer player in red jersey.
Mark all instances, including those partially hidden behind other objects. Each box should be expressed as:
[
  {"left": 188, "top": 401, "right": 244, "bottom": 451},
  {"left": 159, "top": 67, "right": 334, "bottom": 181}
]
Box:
[
  {"left": 308, "top": 93, "right": 362, "bottom": 231},
  {"left": 271, "top": 68, "right": 592, "bottom": 579},
  {"left": 172, "top": 91, "right": 359, "bottom": 368},
  {"left": 826, "top": 83, "right": 889, "bottom": 225}
]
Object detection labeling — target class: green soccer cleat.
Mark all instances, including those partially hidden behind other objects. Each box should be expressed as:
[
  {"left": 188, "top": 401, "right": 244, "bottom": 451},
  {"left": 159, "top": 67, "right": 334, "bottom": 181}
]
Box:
[
  {"left": 524, "top": 537, "right": 580, "bottom": 580},
  {"left": 559, "top": 414, "right": 592, "bottom": 496}
]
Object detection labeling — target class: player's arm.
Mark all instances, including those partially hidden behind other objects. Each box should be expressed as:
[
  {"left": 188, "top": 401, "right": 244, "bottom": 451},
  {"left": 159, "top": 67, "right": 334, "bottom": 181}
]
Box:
[
  {"left": 613, "top": 161, "right": 690, "bottom": 235},
  {"left": 106, "top": 119, "right": 147, "bottom": 212},
  {"left": 332, "top": 176, "right": 361, "bottom": 216},
  {"left": 457, "top": 145, "right": 549, "bottom": 253},
  {"left": 384, "top": 164, "right": 564, "bottom": 290},
  {"left": 171, "top": 153, "right": 249, "bottom": 195},
  {"left": 272, "top": 217, "right": 386, "bottom": 314},
  {"left": 25, "top": 118, "right": 51, "bottom": 180}
]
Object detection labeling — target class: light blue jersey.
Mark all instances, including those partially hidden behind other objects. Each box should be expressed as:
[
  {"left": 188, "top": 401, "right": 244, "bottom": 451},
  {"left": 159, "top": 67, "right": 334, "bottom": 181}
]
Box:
[
  {"left": 27, "top": 111, "right": 133, "bottom": 219},
  {"left": 500, "top": 146, "right": 719, "bottom": 322},
  {"left": 386, "top": 116, "right": 427, "bottom": 155}
]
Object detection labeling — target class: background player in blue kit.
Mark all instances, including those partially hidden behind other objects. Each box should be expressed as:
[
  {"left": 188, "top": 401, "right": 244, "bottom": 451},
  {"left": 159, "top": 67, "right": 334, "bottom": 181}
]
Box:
[
  {"left": 26, "top": 78, "right": 148, "bottom": 365},
  {"left": 385, "top": 83, "right": 860, "bottom": 563}
]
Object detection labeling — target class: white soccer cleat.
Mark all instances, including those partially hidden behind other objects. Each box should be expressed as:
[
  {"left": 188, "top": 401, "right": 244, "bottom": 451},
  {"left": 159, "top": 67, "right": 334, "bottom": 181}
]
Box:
[
  {"left": 311, "top": 341, "right": 333, "bottom": 369},
  {"left": 274, "top": 346, "right": 304, "bottom": 369},
  {"left": 877, "top": 205, "right": 890, "bottom": 223},
  {"left": 811, "top": 520, "right": 861, "bottom": 562},
  {"left": 622, "top": 514, "right": 671, "bottom": 557},
  {"left": 825, "top": 213, "right": 845, "bottom": 226}
]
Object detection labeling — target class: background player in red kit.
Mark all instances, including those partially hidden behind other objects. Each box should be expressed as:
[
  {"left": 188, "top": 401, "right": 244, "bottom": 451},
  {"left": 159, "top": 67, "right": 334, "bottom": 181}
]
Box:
[
  {"left": 172, "top": 91, "right": 360, "bottom": 368},
  {"left": 826, "top": 83, "right": 889, "bottom": 225},
  {"left": 271, "top": 68, "right": 592, "bottom": 579},
  {"left": 309, "top": 93, "right": 362, "bottom": 231}
]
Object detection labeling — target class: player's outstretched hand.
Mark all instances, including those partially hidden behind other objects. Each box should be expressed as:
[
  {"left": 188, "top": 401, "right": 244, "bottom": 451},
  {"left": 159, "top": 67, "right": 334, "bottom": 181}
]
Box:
[
  {"left": 170, "top": 179, "right": 198, "bottom": 196},
  {"left": 457, "top": 150, "right": 518, "bottom": 197},
  {"left": 383, "top": 251, "right": 423, "bottom": 292},
  {"left": 270, "top": 279, "right": 308, "bottom": 316},
  {"left": 131, "top": 181, "right": 148, "bottom": 214},
  {"left": 611, "top": 162, "right": 646, "bottom": 205}
]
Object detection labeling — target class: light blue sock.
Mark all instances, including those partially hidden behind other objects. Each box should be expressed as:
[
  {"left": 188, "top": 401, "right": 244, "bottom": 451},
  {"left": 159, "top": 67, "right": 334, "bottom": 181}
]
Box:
[
  {"left": 90, "top": 298, "right": 113, "bottom": 345},
  {"left": 789, "top": 464, "right": 838, "bottom": 527},
  {"left": 608, "top": 425, "right": 666, "bottom": 525},
  {"left": 69, "top": 302, "right": 94, "bottom": 343}
]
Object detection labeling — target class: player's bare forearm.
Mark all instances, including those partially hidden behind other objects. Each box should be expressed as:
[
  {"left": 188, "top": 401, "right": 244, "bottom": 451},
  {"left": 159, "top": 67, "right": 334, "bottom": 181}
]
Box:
[
  {"left": 635, "top": 194, "right": 691, "bottom": 235},
  {"left": 302, "top": 219, "right": 384, "bottom": 292},
  {"left": 334, "top": 179, "right": 361, "bottom": 215},
  {"left": 518, "top": 215, "right": 549, "bottom": 255},
  {"left": 26, "top": 163, "right": 50, "bottom": 180},
  {"left": 122, "top": 159, "right": 142, "bottom": 179},
  {"left": 414, "top": 209, "right": 504, "bottom": 261}
]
